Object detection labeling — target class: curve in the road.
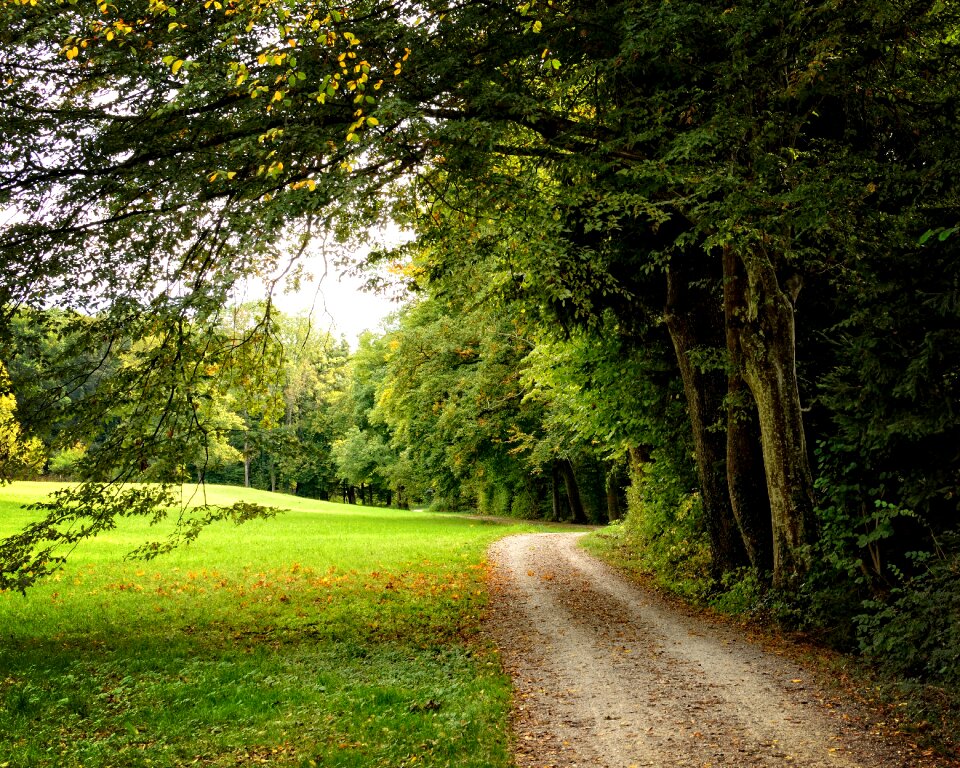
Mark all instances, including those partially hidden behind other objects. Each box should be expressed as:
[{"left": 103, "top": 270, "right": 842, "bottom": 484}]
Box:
[{"left": 487, "top": 532, "right": 927, "bottom": 768}]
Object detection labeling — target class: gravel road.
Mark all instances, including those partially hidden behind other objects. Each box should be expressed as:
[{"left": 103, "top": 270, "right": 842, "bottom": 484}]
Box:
[{"left": 486, "top": 532, "right": 941, "bottom": 768}]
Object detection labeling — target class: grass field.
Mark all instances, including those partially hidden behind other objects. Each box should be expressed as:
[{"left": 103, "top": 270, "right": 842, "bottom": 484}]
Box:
[{"left": 0, "top": 482, "right": 561, "bottom": 768}]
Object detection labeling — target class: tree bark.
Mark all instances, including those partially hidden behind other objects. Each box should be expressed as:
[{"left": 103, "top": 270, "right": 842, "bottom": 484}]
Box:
[
  {"left": 723, "top": 251, "right": 774, "bottom": 573},
  {"left": 243, "top": 435, "right": 251, "bottom": 489},
  {"left": 346, "top": 485, "right": 356, "bottom": 505},
  {"left": 724, "top": 246, "right": 816, "bottom": 588},
  {"left": 558, "top": 458, "right": 587, "bottom": 524},
  {"left": 551, "top": 461, "right": 563, "bottom": 521},
  {"left": 665, "top": 265, "right": 749, "bottom": 576},
  {"left": 628, "top": 445, "right": 651, "bottom": 471},
  {"left": 605, "top": 471, "right": 622, "bottom": 522}
]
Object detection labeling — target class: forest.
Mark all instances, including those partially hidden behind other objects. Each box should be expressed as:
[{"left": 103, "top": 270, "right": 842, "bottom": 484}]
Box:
[{"left": 1, "top": 0, "right": 958, "bottom": 732}]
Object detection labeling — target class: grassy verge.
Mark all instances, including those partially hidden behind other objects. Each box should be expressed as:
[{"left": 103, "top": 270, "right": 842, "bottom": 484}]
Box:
[{"left": 0, "top": 482, "right": 555, "bottom": 768}]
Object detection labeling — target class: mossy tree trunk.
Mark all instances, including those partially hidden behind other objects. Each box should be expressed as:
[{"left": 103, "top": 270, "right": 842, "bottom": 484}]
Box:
[
  {"left": 722, "top": 250, "right": 774, "bottom": 573},
  {"left": 558, "top": 458, "right": 587, "bottom": 524},
  {"left": 665, "top": 265, "right": 749, "bottom": 576},
  {"left": 724, "top": 247, "right": 816, "bottom": 588}
]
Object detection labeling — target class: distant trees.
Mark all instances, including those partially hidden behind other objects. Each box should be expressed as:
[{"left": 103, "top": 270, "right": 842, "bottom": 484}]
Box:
[
  {"left": 0, "top": 363, "right": 44, "bottom": 480},
  {"left": 3, "top": 305, "right": 354, "bottom": 493}
]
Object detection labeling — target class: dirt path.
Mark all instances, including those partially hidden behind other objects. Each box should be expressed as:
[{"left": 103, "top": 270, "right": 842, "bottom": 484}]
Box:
[{"left": 486, "top": 533, "right": 939, "bottom": 768}]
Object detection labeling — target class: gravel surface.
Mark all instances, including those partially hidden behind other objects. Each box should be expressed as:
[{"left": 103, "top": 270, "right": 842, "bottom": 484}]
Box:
[{"left": 486, "top": 532, "right": 941, "bottom": 768}]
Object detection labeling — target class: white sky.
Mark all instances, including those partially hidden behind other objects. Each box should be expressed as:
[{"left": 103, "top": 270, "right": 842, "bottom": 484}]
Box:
[
  {"left": 276, "top": 266, "right": 402, "bottom": 346},
  {"left": 231, "top": 226, "right": 412, "bottom": 348}
]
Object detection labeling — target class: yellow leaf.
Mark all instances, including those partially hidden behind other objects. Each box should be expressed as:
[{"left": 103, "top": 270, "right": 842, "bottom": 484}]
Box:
[
  {"left": 171, "top": 59, "right": 184, "bottom": 74},
  {"left": 366, "top": 117, "right": 379, "bottom": 127},
  {"left": 272, "top": 90, "right": 283, "bottom": 102},
  {"left": 208, "top": 172, "right": 218, "bottom": 182},
  {"left": 532, "top": 20, "right": 542, "bottom": 33}
]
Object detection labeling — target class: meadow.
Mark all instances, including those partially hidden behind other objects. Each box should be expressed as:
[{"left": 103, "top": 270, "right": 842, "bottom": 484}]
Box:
[{"left": 0, "top": 482, "right": 560, "bottom": 768}]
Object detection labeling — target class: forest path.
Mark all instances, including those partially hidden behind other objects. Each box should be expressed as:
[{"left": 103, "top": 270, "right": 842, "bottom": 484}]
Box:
[{"left": 486, "top": 532, "right": 933, "bottom": 768}]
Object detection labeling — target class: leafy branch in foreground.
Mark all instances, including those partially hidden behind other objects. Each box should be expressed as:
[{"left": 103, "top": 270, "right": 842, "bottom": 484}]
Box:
[{"left": 0, "top": 482, "right": 278, "bottom": 594}]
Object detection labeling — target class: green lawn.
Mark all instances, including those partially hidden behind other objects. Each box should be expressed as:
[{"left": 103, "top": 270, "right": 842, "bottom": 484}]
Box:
[{"left": 0, "top": 482, "right": 557, "bottom": 768}]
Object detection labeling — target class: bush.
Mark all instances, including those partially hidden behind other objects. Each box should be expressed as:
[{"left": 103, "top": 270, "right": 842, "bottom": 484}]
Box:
[
  {"left": 491, "top": 484, "right": 511, "bottom": 517},
  {"left": 617, "top": 452, "right": 712, "bottom": 600},
  {"left": 47, "top": 443, "right": 87, "bottom": 480},
  {"left": 709, "top": 568, "right": 765, "bottom": 615},
  {"left": 857, "top": 542, "right": 960, "bottom": 687},
  {"left": 510, "top": 486, "right": 540, "bottom": 519}
]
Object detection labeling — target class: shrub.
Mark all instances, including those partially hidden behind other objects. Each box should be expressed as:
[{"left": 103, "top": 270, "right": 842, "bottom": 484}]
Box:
[{"left": 510, "top": 486, "right": 540, "bottom": 519}]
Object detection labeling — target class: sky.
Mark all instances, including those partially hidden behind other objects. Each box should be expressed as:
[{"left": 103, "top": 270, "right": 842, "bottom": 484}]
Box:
[
  {"left": 230, "top": 228, "right": 410, "bottom": 348},
  {"left": 275, "top": 267, "right": 402, "bottom": 346}
]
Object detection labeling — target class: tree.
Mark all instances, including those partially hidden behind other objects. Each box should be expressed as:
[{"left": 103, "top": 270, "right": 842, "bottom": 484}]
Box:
[{"left": 0, "top": 363, "right": 44, "bottom": 479}]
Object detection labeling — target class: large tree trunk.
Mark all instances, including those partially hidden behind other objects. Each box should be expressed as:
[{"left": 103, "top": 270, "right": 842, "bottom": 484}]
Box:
[
  {"left": 605, "top": 463, "right": 626, "bottom": 522},
  {"left": 243, "top": 435, "right": 251, "bottom": 488},
  {"left": 725, "top": 378, "right": 775, "bottom": 573},
  {"left": 723, "top": 253, "right": 775, "bottom": 573},
  {"left": 558, "top": 458, "right": 587, "bottom": 524},
  {"left": 665, "top": 266, "right": 749, "bottom": 576},
  {"left": 724, "top": 247, "right": 816, "bottom": 588},
  {"left": 551, "top": 461, "right": 563, "bottom": 521}
]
